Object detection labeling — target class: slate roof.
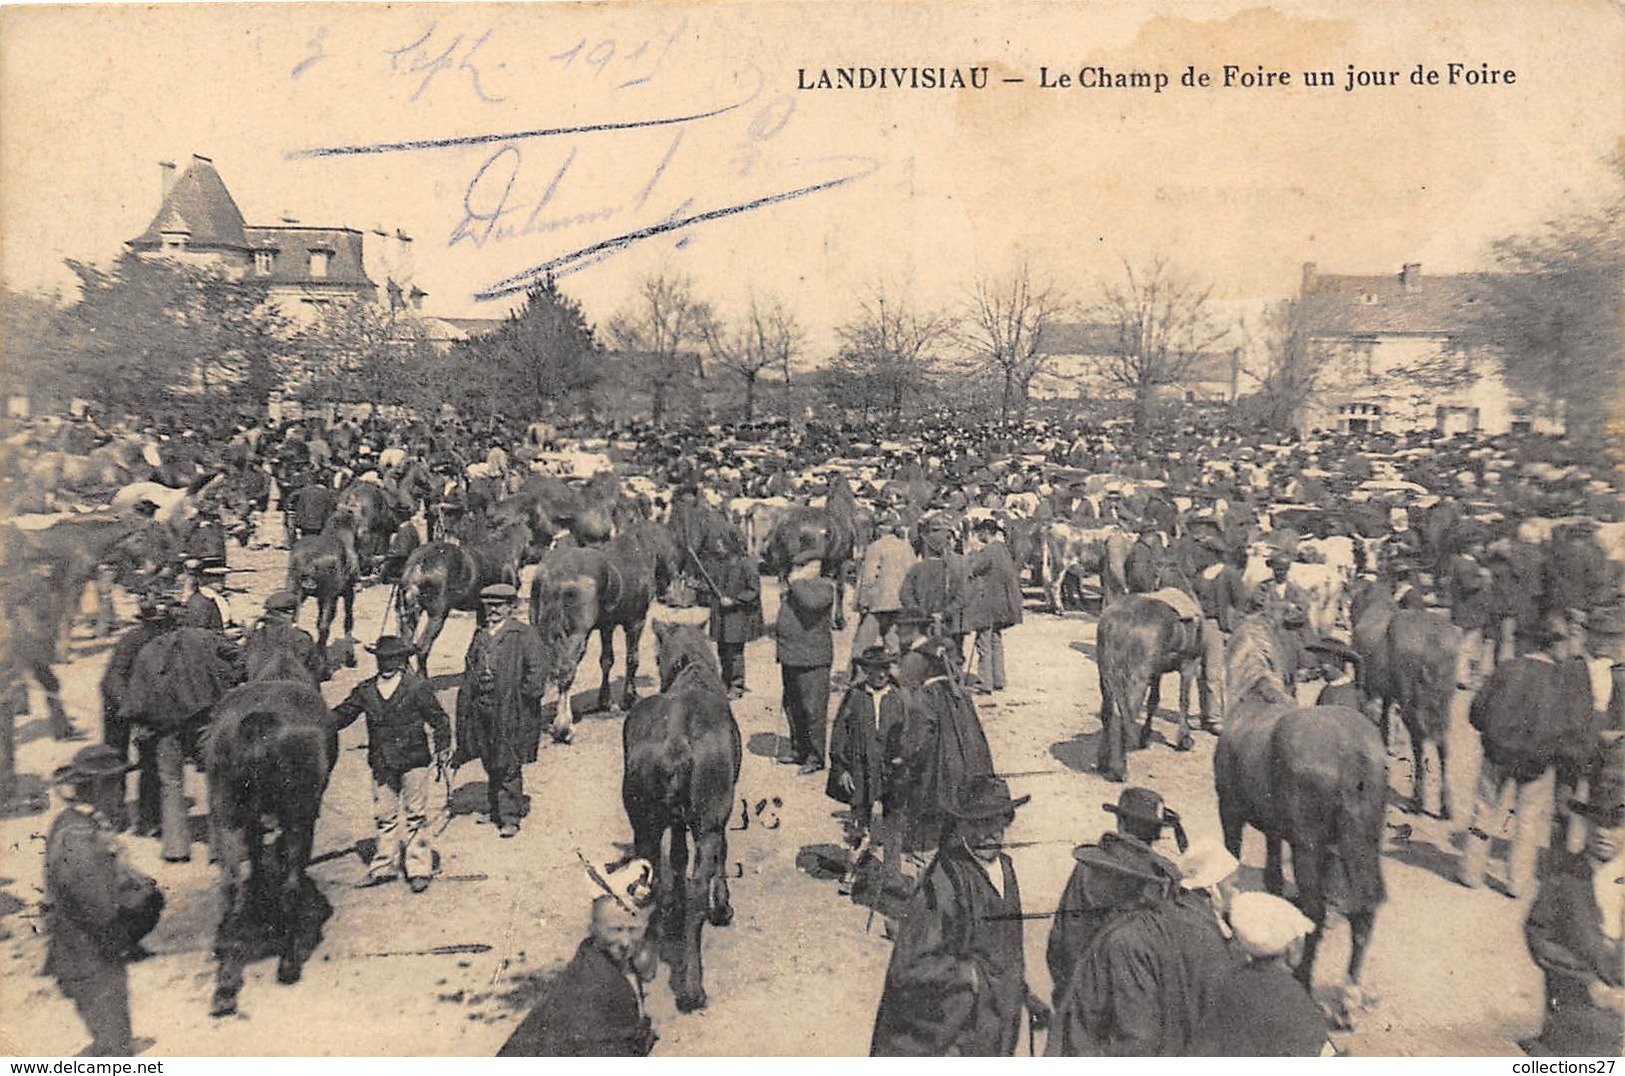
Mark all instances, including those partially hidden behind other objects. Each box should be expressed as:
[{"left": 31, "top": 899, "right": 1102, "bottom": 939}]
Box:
[
  {"left": 243, "top": 226, "right": 374, "bottom": 289},
  {"left": 1300, "top": 264, "right": 1496, "bottom": 337},
  {"left": 128, "top": 156, "right": 250, "bottom": 251}
]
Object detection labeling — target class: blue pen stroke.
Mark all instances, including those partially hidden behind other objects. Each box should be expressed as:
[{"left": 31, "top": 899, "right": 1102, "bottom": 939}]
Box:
[
  {"left": 472, "top": 155, "right": 880, "bottom": 301},
  {"left": 286, "top": 66, "right": 763, "bottom": 160}
]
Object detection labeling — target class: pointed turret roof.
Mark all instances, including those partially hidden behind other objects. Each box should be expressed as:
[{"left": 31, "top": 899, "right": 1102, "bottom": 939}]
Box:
[{"left": 128, "top": 155, "right": 250, "bottom": 251}]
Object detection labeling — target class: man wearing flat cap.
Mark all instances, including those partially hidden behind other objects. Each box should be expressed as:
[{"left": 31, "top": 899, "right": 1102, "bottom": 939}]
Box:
[
  {"left": 333, "top": 635, "right": 452, "bottom": 891},
  {"left": 456, "top": 583, "right": 548, "bottom": 838},
  {"left": 44, "top": 745, "right": 164, "bottom": 1056},
  {"left": 871, "top": 776, "right": 1049, "bottom": 1056},
  {"left": 1046, "top": 787, "right": 1186, "bottom": 1009},
  {"left": 239, "top": 590, "right": 323, "bottom": 680},
  {"left": 1523, "top": 732, "right": 1625, "bottom": 1056}
]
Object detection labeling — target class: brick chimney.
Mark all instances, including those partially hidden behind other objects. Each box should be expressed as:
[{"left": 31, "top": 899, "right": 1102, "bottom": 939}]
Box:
[
  {"left": 159, "top": 160, "right": 176, "bottom": 203},
  {"left": 1400, "top": 262, "right": 1422, "bottom": 286},
  {"left": 1301, "top": 261, "right": 1318, "bottom": 294}
]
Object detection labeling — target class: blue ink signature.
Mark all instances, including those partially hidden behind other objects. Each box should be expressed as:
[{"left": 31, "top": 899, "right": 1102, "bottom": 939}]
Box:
[
  {"left": 291, "top": 27, "right": 330, "bottom": 80},
  {"left": 384, "top": 24, "right": 506, "bottom": 104},
  {"left": 471, "top": 154, "right": 880, "bottom": 300}
]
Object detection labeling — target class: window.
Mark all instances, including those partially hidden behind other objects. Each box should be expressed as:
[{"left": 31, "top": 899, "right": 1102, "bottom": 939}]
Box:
[
  {"left": 255, "top": 249, "right": 275, "bottom": 275},
  {"left": 1359, "top": 292, "right": 1378, "bottom": 305},
  {"left": 309, "top": 250, "right": 330, "bottom": 278},
  {"left": 161, "top": 232, "right": 188, "bottom": 251}
]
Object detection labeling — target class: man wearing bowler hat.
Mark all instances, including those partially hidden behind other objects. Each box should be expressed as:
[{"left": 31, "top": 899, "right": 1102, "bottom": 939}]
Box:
[
  {"left": 871, "top": 776, "right": 1049, "bottom": 1056},
  {"left": 333, "top": 635, "right": 452, "bottom": 891},
  {"left": 1046, "top": 787, "right": 1187, "bottom": 1009},
  {"left": 456, "top": 583, "right": 548, "bottom": 838},
  {"left": 45, "top": 745, "right": 164, "bottom": 1056}
]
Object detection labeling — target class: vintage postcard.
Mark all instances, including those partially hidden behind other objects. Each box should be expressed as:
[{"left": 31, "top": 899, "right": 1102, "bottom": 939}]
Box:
[{"left": 1, "top": 0, "right": 1622, "bottom": 1061}]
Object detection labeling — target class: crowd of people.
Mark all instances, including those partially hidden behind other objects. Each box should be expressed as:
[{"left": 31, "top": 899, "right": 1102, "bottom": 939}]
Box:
[{"left": 3, "top": 399, "right": 1622, "bottom": 1057}]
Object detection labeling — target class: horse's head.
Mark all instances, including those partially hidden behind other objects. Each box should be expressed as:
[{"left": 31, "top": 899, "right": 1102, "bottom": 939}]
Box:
[
  {"left": 652, "top": 620, "right": 720, "bottom": 692},
  {"left": 1225, "top": 614, "right": 1295, "bottom": 711}
]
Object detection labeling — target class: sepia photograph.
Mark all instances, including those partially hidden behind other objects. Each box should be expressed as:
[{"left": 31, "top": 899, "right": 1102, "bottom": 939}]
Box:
[{"left": 0, "top": 0, "right": 1622, "bottom": 1059}]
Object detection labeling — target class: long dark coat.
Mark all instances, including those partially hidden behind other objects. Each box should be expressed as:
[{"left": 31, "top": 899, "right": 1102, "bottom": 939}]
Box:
[
  {"left": 709, "top": 555, "right": 764, "bottom": 646},
  {"left": 898, "top": 555, "right": 967, "bottom": 636},
  {"left": 896, "top": 677, "right": 995, "bottom": 852},
  {"left": 965, "top": 541, "right": 1023, "bottom": 632},
  {"left": 870, "top": 846, "right": 1026, "bottom": 1056},
  {"left": 1524, "top": 850, "right": 1624, "bottom": 1056},
  {"left": 1189, "top": 959, "right": 1331, "bottom": 1056},
  {"left": 1470, "top": 655, "right": 1595, "bottom": 784},
  {"left": 1045, "top": 833, "right": 1181, "bottom": 1008},
  {"left": 120, "top": 627, "right": 239, "bottom": 731},
  {"left": 455, "top": 617, "right": 548, "bottom": 769},
  {"left": 242, "top": 621, "right": 326, "bottom": 684},
  {"left": 1047, "top": 896, "right": 1234, "bottom": 1056},
  {"left": 498, "top": 939, "right": 655, "bottom": 1056},
  {"left": 826, "top": 681, "right": 907, "bottom": 810},
  {"left": 43, "top": 808, "right": 164, "bottom": 981}
]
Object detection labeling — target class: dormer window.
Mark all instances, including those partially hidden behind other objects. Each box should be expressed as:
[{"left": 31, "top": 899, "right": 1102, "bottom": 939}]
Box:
[
  {"left": 255, "top": 249, "right": 276, "bottom": 275},
  {"left": 309, "top": 249, "right": 331, "bottom": 278},
  {"left": 161, "top": 230, "right": 190, "bottom": 251},
  {"left": 1358, "top": 292, "right": 1378, "bottom": 305}
]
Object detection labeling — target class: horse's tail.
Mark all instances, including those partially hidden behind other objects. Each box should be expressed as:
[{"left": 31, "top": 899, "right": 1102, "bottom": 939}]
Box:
[
  {"left": 1336, "top": 738, "right": 1389, "bottom": 911},
  {"left": 234, "top": 710, "right": 284, "bottom": 826}
]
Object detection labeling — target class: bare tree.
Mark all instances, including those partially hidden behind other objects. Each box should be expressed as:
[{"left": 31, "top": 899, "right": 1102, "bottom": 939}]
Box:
[
  {"left": 959, "top": 261, "right": 1069, "bottom": 424},
  {"left": 704, "top": 293, "right": 803, "bottom": 422},
  {"left": 832, "top": 284, "right": 956, "bottom": 420},
  {"left": 607, "top": 271, "right": 712, "bottom": 427},
  {"left": 1093, "top": 257, "right": 1230, "bottom": 432},
  {"left": 1236, "top": 297, "right": 1335, "bottom": 432}
]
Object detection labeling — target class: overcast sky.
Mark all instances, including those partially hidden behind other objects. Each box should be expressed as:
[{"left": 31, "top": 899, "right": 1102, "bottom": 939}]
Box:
[{"left": 3, "top": 0, "right": 1621, "bottom": 357}]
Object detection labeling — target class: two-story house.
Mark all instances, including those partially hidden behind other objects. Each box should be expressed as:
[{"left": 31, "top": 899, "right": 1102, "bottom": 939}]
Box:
[{"left": 1297, "top": 261, "right": 1563, "bottom": 436}]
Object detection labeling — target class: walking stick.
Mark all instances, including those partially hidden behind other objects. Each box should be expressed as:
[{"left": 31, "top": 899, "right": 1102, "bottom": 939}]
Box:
[
  {"left": 683, "top": 544, "right": 723, "bottom": 599},
  {"left": 375, "top": 578, "right": 402, "bottom": 640}
]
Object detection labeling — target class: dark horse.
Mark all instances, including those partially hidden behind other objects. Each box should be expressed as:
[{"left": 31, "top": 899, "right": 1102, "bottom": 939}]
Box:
[
  {"left": 396, "top": 518, "right": 533, "bottom": 675},
  {"left": 760, "top": 474, "right": 860, "bottom": 630},
  {"left": 204, "top": 653, "right": 338, "bottom": 1017},
  {"left": 1215, "top": 615, "right": 1387, "bottom": 1026},
  {"left": 1094, "top": 587, "right": 1210, "bottom": 780},
  {"left": 622, "top": 621, "right": 741, "bottom": 1012},
  {"left": 530, "top": 517, "right": 682, "bottom": 737},
  {"left": 287, "top": 509, "right": 361, "bottom": 655},
  {"left": 334, "top": 481, "right": 400, "bottom": 571}
]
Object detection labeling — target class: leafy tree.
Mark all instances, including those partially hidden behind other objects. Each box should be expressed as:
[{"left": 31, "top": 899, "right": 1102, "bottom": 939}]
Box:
[
  {"left": 959, "top": 261, "right": 1069, "bottom": 424},
  {"left": 1470, "top": 186, "right": 1623, "bottom": 439},
  {"left": 455, "top": 275, "right": 603, "bottom": 419},
  {"left": 1092, "top": 257, "right": 1230, "bottom": 433},
  {"left": 0, "top": 286, "right": 66, "bottom": 406},
  {"left": 607, "top": 272, "right": 712, "bottom": 428},
  {"left": 51, "top": 253, "right": 293, "bottom": 413}
]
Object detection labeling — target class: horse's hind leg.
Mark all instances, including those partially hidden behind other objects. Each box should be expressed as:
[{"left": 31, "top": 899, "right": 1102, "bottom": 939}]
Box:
[
  {"left": 1434, "top": 726, "right": 1453, "bottom": 821},
  {"left": 341, "top": 586, "right": 357, "bottom": 661},
  {"left": 1137, "top": 678, "right": 1160, "bottom": 750},
  {"left": 1263, "top": 836, "right": 1286, "bottom": 897},
  {"left": 210, "top": 823, "right": 251, "bottom": 1017},
  {"left": 418, "top": 609, "right": 449, "bottom": 678},
  {"left": 831, "top": 563, "right": 847, "bottom": 632},
  {"left": 597, "top": 626, "right": 616, "bottom": 713},
  {"left": 277, "top": 821, "right": 319, "bottom": 985},
  {"left": 1405, "top": 718, "right": 1429, "bottom": 816},
  {"left": 33, "top": 663, "right": 79, "bottom": 741},
  {"left": 621, "top": 619, "right": 644, "bottom": 710}
]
